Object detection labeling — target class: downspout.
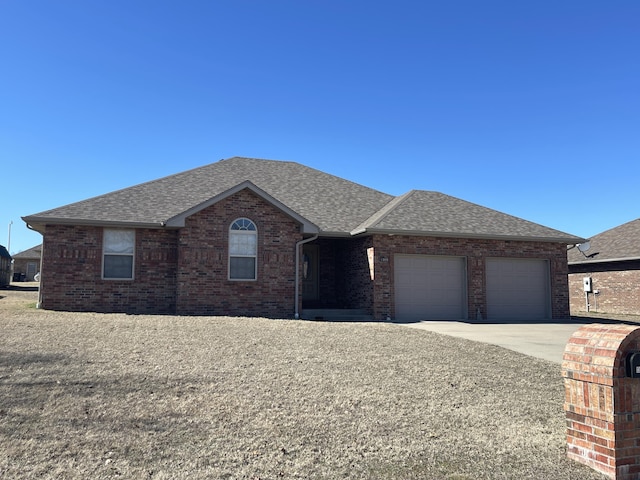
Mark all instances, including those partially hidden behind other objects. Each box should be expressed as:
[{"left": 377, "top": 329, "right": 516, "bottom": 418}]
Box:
[
  {"left": 294, "top": 234, "right": 318, "bottom": 319},
  {"left": 26, "top": 223, "right": 44, "bottom": 309}
]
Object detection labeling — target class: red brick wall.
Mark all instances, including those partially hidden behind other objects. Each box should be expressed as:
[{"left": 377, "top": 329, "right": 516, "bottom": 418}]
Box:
[
  {"left": 314, "top": 238, "right": 340, "bottom": 307},
  {"left": 40, "top": 225, "right": 178, "bottom": 313},
  {"left": 569, "top": 261, "right": 640, "bottom": 316},
  {"left": 371, "top": 235, "right": 570, "bottom": 321},
  {"left": 304, "top": 237, "right": 375, "bottom": 312},
  {"left": 339, "top": 236, "right": 375, "bottom": 312},
  {"left": 176, "top": 189, "right": 303, "bottom": 317},
  {"left": 563, "top": 323, "right": 640, "bottom": 479},
  {"left": 37, "top": 213, "right": 571, "bottom": 320}
]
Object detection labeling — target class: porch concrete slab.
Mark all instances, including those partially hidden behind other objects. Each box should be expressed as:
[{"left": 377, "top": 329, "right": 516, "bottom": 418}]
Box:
[{"left": 397, "top": 320, "right": 601, "bottom": 364}]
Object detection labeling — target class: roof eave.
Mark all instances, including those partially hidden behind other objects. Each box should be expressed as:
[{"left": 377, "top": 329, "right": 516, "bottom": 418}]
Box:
[
  {"left": 569, "top": 255, "right": 640, "bottom": 265},
  {"left": 23, "top": 217, "right": 169, "bottom": 233},
  {"left": 316, "top": 231, "right": 353, "bottom": 238},
  {"left": 352, "top": 227, "right": 586, "bottom": 244}
]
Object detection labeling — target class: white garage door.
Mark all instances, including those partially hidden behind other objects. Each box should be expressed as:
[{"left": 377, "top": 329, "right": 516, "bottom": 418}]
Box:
[
  {"left": 394, "top": 255, "right": 466, "bottom": 321},
  {"left": 486, "top": 258, "right": 550, "bottom": 320}
]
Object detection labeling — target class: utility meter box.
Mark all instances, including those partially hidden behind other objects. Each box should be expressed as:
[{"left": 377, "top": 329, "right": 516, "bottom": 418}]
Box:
[
  {"left": 627, "top": 352, "right": 640, "bottom": 378},
  {"left": 583, "top": 277, "right": 592, "bottom": 292}
]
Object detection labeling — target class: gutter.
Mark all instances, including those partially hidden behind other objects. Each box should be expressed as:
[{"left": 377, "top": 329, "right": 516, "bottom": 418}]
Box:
[
  {"left": 350, "top": 227, "right": 585, "bottom": 244},
  {"left": 568, "top": 256, "right": 640, "bottom": 266},
  {"left": 294, "top": 234, "right": 319, "bottom": 319},
  {"left": 22, "top": 217, "right": 171, "bottom": 233}
]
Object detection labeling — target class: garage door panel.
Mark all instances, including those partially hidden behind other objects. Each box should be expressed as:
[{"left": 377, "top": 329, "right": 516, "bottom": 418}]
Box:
[
  {"left": 486, "top": 258, "right": 550, "bottom": 321},
  {"left": 394, "top": 255, "right": 466, "bottom": 321}
]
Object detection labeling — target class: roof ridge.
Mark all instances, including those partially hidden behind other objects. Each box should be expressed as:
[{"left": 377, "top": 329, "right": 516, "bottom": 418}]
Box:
[
  {"left": 354, "top": 189, "right": 584, "bottom": 243},
  {"left": 24, "top": 157, "right": 394, "bottom": 234},
  {"left": 422, "top": 190, "right": 579, "bottom": 236},
  {"left": 591, "top": 217, "right": 640, "bottom": 238},
  {"left": 28, "top": 159, "right": 230, "bottom": 218},
  {"left": 12, "top": 244, "right": 42, "bottom": 257},
  {"left": 25, "top": 157, "right": 262, "bottom": 220}
]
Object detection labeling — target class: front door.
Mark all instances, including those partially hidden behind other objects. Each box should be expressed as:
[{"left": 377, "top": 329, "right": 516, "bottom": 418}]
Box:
[
  {"left": 26, "top": 262, "right": 37, "bottom": 280},
  {"left": 302, "top": 245, "right": 319, "bottom": 302}
]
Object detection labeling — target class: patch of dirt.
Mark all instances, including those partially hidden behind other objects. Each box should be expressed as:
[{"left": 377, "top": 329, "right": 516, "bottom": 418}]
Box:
[{"left": 0, "top": 282, "right": 39, "bottom": 309}]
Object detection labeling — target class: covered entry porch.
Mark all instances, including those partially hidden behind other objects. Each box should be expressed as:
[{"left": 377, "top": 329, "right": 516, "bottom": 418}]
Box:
[{"left": 300, "top": 237, "right": 375, "bottom": 321}]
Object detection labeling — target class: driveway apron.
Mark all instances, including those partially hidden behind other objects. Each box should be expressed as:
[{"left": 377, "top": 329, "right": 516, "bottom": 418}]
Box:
[{"left": 397, "top": 320, "right": 600, "bottom": 364}]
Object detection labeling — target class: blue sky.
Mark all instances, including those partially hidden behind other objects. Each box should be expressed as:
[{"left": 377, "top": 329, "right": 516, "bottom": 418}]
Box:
[{"left": 2, "top": 1, "right": 639, "bottom": 254}]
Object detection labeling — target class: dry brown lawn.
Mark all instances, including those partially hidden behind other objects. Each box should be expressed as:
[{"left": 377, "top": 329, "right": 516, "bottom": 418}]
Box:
[{"left": 0, "top": 285, "right": 605, "bottom": 479}]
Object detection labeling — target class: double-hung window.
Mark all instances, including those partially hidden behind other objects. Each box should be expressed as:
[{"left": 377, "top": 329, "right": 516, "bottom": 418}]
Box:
[
  {"left": 229, "top": 218, "right": 257, "bottom": 280},
  {"left": 103, "top": 229, "right": 135, "bottom": 279}
]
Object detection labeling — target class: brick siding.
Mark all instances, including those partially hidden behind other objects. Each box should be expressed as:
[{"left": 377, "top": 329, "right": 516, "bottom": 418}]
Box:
[
  {"left": 339, "top": 236, "right": 375, "bottom": 312},
  {"left": 370, "top": 235, "right": 570, "bottom": 321},
  {"left": 563, "top": 323, "right": 640, "bottom": 479},
  {"left": 40, "top": 225, "right": 178, "bottom": 314},
  {"left": 304, "top": 236, "right": 375, "bottom": 313},
  {"left": 569, "top": 261, "right": 640, "bottom": 316},
  {"left": 37, "top": 199, "right": 571, "bottom": 320},
  {"left": 175, "top": 189, "right": 302, "bottom": 317}
]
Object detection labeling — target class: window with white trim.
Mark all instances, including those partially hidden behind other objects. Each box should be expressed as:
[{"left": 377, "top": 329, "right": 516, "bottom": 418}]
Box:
[
  {"left": 103, "top": 229, "right": 135, "bottom": 279},
  {"left": 229, "top": 218, "right": 257, "bottom": 280}
]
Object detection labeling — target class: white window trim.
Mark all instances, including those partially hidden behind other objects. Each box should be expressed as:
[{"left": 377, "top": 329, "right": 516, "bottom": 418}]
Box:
[
  {"left": 228, "top": 218, "right": 258, "bottom": 281},
  {"left": 102, "top": 228, "right": 135, "bottom": 280}
]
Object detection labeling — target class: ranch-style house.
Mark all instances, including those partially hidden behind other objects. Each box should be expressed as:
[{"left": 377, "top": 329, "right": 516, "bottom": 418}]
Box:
[{"left": 23, "top": 157, "right": 584, "bottom": 321}]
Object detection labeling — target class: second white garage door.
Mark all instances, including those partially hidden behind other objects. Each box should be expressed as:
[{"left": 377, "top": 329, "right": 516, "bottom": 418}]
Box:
[
  {"left": 486, "top": 258, "right": 550, "bottom": 320},
  {"left": 394, "top": 255, "right": 466, "bottom": 321}
]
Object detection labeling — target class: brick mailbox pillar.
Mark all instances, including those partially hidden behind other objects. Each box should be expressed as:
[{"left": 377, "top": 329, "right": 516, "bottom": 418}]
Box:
[{"left": 562, "top": 323, "right": 640, "bottom": 479}]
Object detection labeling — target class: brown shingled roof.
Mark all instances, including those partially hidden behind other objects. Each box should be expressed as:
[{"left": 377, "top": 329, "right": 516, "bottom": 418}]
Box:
[
  {"left": 24, "top": 156, "right": 584, "bottom": 243},
  {"left": 354, "top": 190, "right": 582, "bottom": 242},
  {"left": 568, "top": 218, "right": 640, "bottom": 264},
  {"left": 12, "top": 244, "right": 42, "bottom": 259},
  {"left": 23, "top": 157, "right": 392, "bottom": 235}
]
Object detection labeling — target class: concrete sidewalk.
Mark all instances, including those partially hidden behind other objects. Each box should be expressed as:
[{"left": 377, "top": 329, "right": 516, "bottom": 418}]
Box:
[{"left": 397, "top": 318, "right": 636, "bottom": 364}]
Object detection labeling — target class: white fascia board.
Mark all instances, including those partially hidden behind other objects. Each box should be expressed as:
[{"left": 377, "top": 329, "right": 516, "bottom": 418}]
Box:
[{"left": 164, "top": 180, "right": 319, "bottom": 234}]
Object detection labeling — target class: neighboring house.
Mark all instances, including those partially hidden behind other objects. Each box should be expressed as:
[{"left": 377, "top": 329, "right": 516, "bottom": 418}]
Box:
[
  {"left": 0, "top": 245, "right": 11, "bottom": 287},
  {"left": 568, "top": 218, "right": 640, "bottom": 316},
  {"left": 12, "top": 244, "right": 42, "bottom": 281},
  {"left": 22, "top": 157, "right": 584, "bottom": 321}
]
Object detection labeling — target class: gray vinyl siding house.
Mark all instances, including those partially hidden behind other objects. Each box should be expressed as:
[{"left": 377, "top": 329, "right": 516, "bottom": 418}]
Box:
[{"left": 11, "top": 244, "right": 42, "bottom": 281}]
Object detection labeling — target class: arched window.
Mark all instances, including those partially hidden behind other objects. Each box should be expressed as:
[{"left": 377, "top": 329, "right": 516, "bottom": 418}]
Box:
[{"left": 229, "top": 218, "right": 257, "bottom": 280}]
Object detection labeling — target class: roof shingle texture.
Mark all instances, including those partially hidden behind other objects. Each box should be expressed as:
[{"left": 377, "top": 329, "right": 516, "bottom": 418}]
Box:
[
  {"left": 25, "top": 157, "right": 583, "bottom": 242},
  {"left": 12, "top": 244, "right": 42, "bottom": 259},
  {"left": 26, "top": 157, "right": 393, "bottom": 234},
  {"left": 357, "top": 190, "right": 580, "bottom": 240},
  {"left": 568, "top": 218, "right": 640, "bottom": 264}
]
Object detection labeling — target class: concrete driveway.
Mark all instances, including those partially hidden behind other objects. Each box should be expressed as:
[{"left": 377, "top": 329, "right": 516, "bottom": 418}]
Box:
[{"left": 398, "top": 316, "right": 638, "bottom": 364}]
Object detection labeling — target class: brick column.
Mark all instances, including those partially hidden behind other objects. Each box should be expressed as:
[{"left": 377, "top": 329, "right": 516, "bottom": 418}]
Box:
[{"left": 562, "top": 323, "right": 640, "bottom": 479}]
